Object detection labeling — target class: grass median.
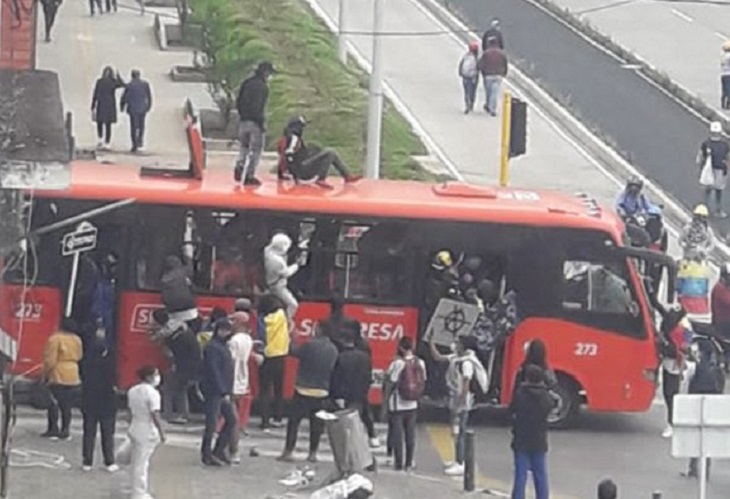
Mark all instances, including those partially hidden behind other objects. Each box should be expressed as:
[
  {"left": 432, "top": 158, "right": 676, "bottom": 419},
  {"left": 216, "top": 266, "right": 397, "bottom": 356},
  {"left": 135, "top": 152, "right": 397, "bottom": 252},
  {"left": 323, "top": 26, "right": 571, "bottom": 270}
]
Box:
[{"left": 198, "top": 0, "right": 432, "bottom": 180}]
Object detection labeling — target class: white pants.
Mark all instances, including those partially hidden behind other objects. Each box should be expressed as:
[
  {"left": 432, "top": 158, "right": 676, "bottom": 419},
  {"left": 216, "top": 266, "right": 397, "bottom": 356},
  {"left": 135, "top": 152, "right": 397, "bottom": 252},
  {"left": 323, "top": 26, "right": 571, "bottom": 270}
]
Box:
[
  {"left": 130, "top": 435, "right": 159, "bottom": 499},
  {"left": 270, "top": 282, "right": 298, "bottom": 321}
]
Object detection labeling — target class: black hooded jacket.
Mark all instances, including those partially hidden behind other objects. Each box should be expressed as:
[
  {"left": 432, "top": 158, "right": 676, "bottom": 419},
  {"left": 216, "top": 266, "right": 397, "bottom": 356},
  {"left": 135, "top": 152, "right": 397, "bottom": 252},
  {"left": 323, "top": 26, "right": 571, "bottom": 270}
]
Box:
[
  {"left": 236, "top": 72, "right": 269, "bottom": 128},
  {"left": 510, "top": 381, "right": 554, "bottom": 453}
]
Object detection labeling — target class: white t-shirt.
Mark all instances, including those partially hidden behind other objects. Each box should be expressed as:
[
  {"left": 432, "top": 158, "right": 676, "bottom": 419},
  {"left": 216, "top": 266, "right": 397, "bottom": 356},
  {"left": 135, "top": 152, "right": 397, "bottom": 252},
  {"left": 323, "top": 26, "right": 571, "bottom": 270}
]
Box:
[
  {"left": 446, "top": 354, "right": 475, "bottom": 413},
  {"left": 386, "top": 354, "right": 426, "bottom": 412},
  {"left": 128, "top": 382, "right": 161, "bottom": 442},
  {"left": 228, "top": 332, "right": 253, "bottom": 395}
]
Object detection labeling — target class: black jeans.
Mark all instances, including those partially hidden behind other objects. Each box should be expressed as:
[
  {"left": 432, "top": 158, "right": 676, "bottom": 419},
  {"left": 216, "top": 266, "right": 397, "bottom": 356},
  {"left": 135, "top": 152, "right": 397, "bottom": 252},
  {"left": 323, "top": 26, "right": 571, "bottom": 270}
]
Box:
[
  {"left": 295, "top": 147, "right": 350, "bottom": 181},
  {"left": 259, "top": 356, "right": 285, "bottom": 427},
  {"left": 722, "top": 75, "right": 730, "bottom": 108},
  {"left": 201, "top": 395, "right": 237, "bottom": 460},
  {"left": 47, "top": 384, "right": 78, "bottom": 436},
  {"left": 389, "top": 409, "right": 417, "bottom": 470},
  {"left": 82, "top": 411, "right": 116, "bottom": 466},
  {"left": 89, "top": 0, "right": 101, "bottom": 13},
  {"left": 284, "top": 392, "right": 325, "bottom": 454},
  {"left": 129, "top": 113, "right": 147, "bottom": 151},
  {"left": 96, "top": 122, "right": 112, "bottom": 143},
  {"left": 662, "top": 369, "right": 681, "bottom": 425},
  {"left": 41, "top": 1, "right": 59, "bottom": 40},
  {"left": 105, "top": 0, "right": 117, "bottom": 11},
  {"left": 347, "top": 399, "right": 375, "bottom": 439}
]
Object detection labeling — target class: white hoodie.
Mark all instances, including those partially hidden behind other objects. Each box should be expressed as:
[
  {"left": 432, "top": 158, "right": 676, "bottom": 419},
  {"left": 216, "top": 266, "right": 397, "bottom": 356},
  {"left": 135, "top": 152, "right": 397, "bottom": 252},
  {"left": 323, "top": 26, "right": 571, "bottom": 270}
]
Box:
[{"left": 264, "top": 233, "right": 299, "bottom": 287}]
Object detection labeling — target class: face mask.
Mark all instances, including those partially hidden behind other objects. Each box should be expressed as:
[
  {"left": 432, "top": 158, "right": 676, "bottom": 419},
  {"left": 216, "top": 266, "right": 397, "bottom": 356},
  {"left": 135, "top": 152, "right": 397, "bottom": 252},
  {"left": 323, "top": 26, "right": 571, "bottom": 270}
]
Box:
[{"left": 150, "top": 374, "right": 161, "bottom": 387}]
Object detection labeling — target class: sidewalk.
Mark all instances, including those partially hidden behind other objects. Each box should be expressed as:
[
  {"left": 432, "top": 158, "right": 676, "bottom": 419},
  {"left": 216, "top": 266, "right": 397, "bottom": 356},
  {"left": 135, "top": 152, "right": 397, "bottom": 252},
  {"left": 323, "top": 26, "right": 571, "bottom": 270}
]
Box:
[
  {"left": 549, "top": 0, "right": 730, "bottom": 118},
  {"left": 35, "top": 0, "right": 213, "bottom": 162}
]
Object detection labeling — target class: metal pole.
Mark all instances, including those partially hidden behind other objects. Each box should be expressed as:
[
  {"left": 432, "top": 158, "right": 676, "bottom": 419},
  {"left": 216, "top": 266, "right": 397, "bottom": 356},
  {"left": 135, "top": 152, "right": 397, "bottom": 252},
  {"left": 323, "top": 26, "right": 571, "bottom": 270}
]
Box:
[
  {"left": 464, "top": 430, "right": 475, "bottom": 492},
  {"left": 65, "top": 252, "right": 80, "bottom": 318},
  {"left": 337, "top": 0, "right": 348, "bottom": 64},
  {"left": 699, "top": 396, "right": 707, "bottom": 499},
  {"left": 499, "top": 91, "right": 512, "bottom": 186},
  {"left": 365, "top": 0, "right": 385, "bottom": 179},
  {"left": 33, "top": 198, "right": 136, "bottom": 237}
]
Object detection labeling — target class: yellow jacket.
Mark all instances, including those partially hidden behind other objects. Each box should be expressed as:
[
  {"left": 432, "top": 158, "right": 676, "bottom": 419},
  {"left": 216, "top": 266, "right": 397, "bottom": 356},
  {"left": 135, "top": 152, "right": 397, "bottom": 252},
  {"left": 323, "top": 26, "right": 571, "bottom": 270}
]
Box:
[
  {"left": 43, "top": 331, "right": 83, "bottom": 386},
  {"left": 264, "top": 310, "right": 290, "bottom": 358}
]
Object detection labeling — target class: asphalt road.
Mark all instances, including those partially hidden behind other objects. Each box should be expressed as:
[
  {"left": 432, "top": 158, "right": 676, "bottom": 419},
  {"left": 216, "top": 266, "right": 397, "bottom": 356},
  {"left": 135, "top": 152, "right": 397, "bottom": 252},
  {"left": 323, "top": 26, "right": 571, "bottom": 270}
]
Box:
[{"left": 444, "top": 0, "right": 730, "bottom": 237}]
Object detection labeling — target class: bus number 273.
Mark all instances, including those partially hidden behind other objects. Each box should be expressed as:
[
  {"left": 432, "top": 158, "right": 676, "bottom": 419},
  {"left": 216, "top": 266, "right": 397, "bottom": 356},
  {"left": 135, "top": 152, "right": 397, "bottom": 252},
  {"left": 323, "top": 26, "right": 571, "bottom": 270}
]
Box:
[{"left": 574, "top": 342, "right": 598, "bottom": 356}]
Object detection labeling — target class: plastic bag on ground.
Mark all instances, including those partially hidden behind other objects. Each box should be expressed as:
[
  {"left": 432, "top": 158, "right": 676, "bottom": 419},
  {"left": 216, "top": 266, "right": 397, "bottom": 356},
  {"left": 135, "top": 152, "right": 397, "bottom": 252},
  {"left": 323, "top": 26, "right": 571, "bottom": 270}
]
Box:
[{"left": 309, "top": 474, "right": 373, "bottom": 499}]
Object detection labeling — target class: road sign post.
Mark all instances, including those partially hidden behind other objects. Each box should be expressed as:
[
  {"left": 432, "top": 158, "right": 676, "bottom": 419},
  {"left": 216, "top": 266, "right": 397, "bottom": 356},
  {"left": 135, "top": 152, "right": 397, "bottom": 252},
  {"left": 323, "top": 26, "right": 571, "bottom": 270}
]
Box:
[
  {"left": 499, "top": 91, "right": 512, "bottom": 186},
  {"left": 62, "top": 221, "right": 98, "bottom": 318}
]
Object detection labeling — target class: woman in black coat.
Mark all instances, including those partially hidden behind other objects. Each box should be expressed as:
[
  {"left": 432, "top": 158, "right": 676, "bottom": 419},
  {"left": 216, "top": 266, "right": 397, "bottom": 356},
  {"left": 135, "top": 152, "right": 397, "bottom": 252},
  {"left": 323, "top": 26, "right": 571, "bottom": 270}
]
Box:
[{"left": 91, "top": 67, "right": 124, "bottom": 150}]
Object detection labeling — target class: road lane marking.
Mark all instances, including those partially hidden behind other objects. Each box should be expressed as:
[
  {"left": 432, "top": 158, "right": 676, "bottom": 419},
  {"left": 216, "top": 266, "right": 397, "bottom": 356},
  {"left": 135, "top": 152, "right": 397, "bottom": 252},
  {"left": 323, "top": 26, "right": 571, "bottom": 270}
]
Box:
[
  {"left": 716, "top": 32, "right": 727, "bottom": 41},
  {"left": 425, "top": 424, "right": 580, "bottom": 499},
  {"left": 670, "top": 8, "right": 693, "bottom": 23}
]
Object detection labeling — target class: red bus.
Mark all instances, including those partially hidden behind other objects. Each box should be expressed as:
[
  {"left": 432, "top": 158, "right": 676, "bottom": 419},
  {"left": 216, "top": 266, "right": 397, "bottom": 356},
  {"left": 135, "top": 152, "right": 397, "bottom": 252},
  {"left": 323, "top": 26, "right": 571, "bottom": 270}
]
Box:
[{"left": 0, "top": 161, "right": 673, "bottom": 427}]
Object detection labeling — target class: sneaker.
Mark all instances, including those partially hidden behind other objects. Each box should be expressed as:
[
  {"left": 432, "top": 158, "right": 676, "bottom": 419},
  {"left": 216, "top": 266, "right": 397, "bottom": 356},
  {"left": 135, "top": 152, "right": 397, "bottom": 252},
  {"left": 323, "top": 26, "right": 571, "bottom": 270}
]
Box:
[
  {"left": 445, "top": 463, "right": 465, "bottom": 476},
  {"left": 276, "top": 452, "right": 295, "bottom": 463},
  {"left": 243, "top": 177, "right": 262, "bottom": 187},
  {"left": 345, "top": 175, "right": 363, "bottom": 184},
  {"left": 106, "top": 464, "right": 119, "bottom": 473},
  {"left": 82, "top": 465, "right": 92, "bottom": 472},
  {"left": 306, "top": 452, "right": 318, "bottom": 463},
  {"left": 369, "top": 437, "right": 381, "bottom": 448},
  {"left": 168, "top": 417, "right": 189, "bottom": 425},
  {"left": 201, "top": 455, "right": 223, "bottom": 467},
  {"left": 230, "top": 452, "right": 241, "bottom": 465},
  {"left": 269, "top": 419, "right": 285, "bottom": 428},
  {"left": 315, "top": 179, "right": 334, "bottom": 190},
  {"left": 59, "top": 433, "right": 72, "bottom": 442},
  {"left": 96, "top": 141, "right": 104, "bottom": 149},
  {"left": 717, "top": 210, "right": 728, "bottom": 219},
  {"left": 103, "top": 142, "right": 111, "bottom": 151},
  {"left": 40, "top": 431, "right": 59, "bottom": 439},
  {"left": 662, "top": 425, "right": 673, "bottom": 438}
]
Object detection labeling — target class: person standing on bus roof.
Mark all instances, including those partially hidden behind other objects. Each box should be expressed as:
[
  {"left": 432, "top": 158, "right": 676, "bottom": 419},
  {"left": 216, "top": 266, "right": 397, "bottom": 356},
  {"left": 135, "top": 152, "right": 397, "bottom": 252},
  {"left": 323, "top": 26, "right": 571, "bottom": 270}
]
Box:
[
  {"left": 120, "top": 69, "right": 153, "bottom": 154},
  {"left": 276, "top": 116, "right": 362, "bottom": 189},
  {"left": 234, "top": 61, "right": 276, "bottom": 187},
  {"left": 264, "top": 233, "right": 305, "bottom": 322}
]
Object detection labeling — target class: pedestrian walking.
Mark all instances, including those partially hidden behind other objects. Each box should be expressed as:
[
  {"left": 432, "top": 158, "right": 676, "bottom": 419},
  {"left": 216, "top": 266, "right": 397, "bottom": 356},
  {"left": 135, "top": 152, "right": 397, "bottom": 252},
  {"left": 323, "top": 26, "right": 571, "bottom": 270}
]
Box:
[
  {"left": 278, "top": 320, "right": 338, "bottom": 462},
  {"left": 458, "top": 41, "right": 480, "bottom": 114},
  {"left": 105, "top": 0, "right": 117, "bottom": 12},
  {"left": 430, "top": 336, "right": 487, "bottom": 476},
  {"left": 258, "top": 295, "right": 290, "bottom": 430},
  {"left": 659, "top": 307, "right": 690, "bottom": 438},
  {"left": 481, "top": 18, "right": 504, "bottom": 50},
  {"left": 39, "top": 0, "right": 62, "bottom": 42},
  {"left": 91, "top": 68, "right": 124, "bottom": 151},
  {"left": 721, "top": 42, "right": 730, "bottom": 109},
  {"left": 477, "top": 37, "right": 508, "bottom": 116},
  {"left": 683, "top": 340, "right": 724, "bottom": 478},
  {"left": 81, "top": 332, "right": 118, "bottom": 471},
  {"left": 120, "top": 69, "right": 153, "bottom": 153},
  {"left": 697, "top": 121, "right": 729, "bottom": 217},
  {"left": 383, "top": 337, "right": 426, "bottom": 472},
  {"left": 510, "top": 365, "right": 554, "bottom": 499},
  {"left": 234, "top": 61, "right": 276, "bottom": 186},
  {"left": 88, "top": 0, "right": 101, "bottom": 15},
  {"left": 200, "top": 318, "right": 238, "bottom": 466},
  {"left": 127, "top": 365, "right": 166, "bottom": 499},
  {"left": 227, "top": 311, "right": 262, "bottom": 462},
  {"left": 597, "top": 478, "right": 618, "bottom": 499},
  {"left": 41, "top": 318, "right": 83, "bottom": 440},
  {"left": 330, "top": 323, "right": 379, "bottom": 448},
  {"left": 150, "top": 309, "right": 201, "bottom": 424},
  {"left": 264, "top": 233, "right": 305, "bottom": 322}
]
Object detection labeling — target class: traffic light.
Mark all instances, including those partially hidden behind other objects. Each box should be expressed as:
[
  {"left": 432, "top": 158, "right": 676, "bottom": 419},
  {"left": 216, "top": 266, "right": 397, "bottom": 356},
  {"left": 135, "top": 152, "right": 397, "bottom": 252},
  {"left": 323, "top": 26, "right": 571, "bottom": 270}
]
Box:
[{"left": 509, "top": 98, "right": 527, "bottom": 158}]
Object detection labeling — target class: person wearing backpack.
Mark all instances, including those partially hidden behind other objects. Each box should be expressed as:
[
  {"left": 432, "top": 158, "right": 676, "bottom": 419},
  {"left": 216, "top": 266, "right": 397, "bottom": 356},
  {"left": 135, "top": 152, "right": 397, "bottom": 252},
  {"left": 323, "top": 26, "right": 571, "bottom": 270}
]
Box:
[
  {"left": 383, "top": 337, "right": 426, "bottom": 471},
  {"left": 430, "top": 335, "right": 487, "bottom": 476},
  {"left": 458, "top": 41, "right": 480, "bottom": 114}
]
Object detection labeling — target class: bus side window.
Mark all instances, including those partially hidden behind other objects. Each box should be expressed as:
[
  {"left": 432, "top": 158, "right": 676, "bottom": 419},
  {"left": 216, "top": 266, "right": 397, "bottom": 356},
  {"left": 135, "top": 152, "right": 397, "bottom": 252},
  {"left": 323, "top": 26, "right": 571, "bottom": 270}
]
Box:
[{"left": 562, "top": 260, "right": 639, "bottom": 317}]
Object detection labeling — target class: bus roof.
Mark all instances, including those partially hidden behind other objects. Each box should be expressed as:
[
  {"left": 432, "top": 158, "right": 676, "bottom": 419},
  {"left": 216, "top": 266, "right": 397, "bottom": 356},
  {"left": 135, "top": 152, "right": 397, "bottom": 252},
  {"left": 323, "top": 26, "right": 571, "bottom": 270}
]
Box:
[{"left": 41, "top": 161, "right": 623, "bottom": 234}]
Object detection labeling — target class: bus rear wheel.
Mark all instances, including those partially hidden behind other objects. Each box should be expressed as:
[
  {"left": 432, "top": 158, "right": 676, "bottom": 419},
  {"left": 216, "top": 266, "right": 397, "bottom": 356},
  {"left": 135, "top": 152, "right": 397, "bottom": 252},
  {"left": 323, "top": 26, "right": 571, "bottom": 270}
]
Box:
[{"left": 547, "top": 374, "right": 580, "bottom": 429}]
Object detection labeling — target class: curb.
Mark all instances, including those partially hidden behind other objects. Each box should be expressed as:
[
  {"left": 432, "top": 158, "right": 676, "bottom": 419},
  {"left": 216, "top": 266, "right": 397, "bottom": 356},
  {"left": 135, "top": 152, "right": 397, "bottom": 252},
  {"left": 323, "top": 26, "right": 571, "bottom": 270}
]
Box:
[{"left": 422, "top": 0, "right": 730, "bottom": 263}]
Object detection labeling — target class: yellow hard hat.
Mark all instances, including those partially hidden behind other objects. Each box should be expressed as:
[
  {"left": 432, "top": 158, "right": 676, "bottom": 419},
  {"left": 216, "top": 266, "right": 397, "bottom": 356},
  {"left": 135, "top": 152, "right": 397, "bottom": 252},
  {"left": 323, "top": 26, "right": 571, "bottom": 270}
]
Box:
[
  {"left": 432, "top": 250, "right": 453, "bottom": 270},
  {"left": 694, "top": 204, "right": 710, "bottom": 217},
  {"left": 723, "top": 40, "right": 730, "bottom": 51}
]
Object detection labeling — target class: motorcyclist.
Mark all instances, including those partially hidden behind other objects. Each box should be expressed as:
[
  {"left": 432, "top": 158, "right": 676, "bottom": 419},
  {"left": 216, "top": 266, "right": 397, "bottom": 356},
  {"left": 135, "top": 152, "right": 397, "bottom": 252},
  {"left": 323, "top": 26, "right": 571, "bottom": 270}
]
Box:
[
  {"left": 680, "top": 204, "right": 715, "bottom": 261},
  {"left": 615, "top": 177, "right": 660, "bottom": 218}
]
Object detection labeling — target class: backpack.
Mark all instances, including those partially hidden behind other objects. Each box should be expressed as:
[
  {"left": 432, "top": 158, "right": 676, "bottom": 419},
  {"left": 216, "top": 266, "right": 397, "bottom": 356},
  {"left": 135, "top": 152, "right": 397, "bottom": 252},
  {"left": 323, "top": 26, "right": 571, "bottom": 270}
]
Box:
[{"left": 397, "top": 358, "right": 426, "bottom": 401}]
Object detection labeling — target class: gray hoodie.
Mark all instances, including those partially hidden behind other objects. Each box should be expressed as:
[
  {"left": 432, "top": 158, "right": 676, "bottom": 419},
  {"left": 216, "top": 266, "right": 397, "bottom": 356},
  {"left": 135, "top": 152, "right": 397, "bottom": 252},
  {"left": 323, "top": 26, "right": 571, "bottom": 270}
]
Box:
[{"left": 264, "top": 233, "right": 299, "bottom": 288}]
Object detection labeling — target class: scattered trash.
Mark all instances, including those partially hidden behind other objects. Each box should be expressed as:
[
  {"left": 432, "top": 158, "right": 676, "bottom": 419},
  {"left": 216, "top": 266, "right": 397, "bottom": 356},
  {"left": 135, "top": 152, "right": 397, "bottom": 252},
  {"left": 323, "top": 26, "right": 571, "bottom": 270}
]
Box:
[
  {"left": 249, "top": 446, "right": 260, "bottom": 457},
  {"left": 309, "top": 474, "right": 373, "bottom": 499},
  {"left": 279, "top": 466, "right": 317, "bottom": 488}
]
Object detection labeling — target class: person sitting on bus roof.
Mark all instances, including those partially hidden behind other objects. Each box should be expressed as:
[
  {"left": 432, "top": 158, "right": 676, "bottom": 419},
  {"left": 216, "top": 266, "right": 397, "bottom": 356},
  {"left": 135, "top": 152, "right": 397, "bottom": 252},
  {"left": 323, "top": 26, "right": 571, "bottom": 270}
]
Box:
[
  {"left": 276, "top": 116, "right": 362, "bottom": 189},
  {"left": 615, "top": 177, "right": 660, "bottom": 218},
  {"left": 680, "top": 204, "right": 715, "bottom": 261}
]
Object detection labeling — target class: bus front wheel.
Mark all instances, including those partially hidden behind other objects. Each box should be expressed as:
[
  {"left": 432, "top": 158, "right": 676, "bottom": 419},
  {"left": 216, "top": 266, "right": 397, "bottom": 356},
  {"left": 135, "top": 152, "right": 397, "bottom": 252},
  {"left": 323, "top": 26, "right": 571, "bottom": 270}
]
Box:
[{"left": 547, "top": 374, "right": 580, "bottom": 429}]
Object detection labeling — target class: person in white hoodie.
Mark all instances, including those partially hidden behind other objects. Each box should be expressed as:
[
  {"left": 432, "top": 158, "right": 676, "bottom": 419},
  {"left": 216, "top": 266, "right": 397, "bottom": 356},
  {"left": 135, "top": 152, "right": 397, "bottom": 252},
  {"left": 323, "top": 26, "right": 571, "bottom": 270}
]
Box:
[
  {"left": 458, "top": 41, "right": 480, "bottom": 114},
  {"left": 264, "top": 232, "right": 306, "bottom": 322}
]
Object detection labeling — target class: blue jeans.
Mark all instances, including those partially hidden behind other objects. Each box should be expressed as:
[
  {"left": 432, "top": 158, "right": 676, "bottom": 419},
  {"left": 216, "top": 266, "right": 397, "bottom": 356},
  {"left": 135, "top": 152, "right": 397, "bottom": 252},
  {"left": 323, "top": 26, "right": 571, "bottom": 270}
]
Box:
[
  {"left": 483, "top": 75, "right": 503, "bottom": 114},
  {"left": 511, "top": 452, "right": 549, "bottom": 499},
  {"left": 453, "top": 410, "right": 470, "bottom": 464},
  {"left": 461, "top": 77, "right": 478, "bottom": 111}
]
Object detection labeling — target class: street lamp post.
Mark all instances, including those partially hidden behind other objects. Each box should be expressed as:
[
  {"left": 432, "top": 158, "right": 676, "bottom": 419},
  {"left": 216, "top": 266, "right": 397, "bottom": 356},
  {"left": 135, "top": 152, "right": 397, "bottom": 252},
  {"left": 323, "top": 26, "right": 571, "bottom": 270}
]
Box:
[{"left": 365, "top": 0, "right": 385, "bottom": 179}]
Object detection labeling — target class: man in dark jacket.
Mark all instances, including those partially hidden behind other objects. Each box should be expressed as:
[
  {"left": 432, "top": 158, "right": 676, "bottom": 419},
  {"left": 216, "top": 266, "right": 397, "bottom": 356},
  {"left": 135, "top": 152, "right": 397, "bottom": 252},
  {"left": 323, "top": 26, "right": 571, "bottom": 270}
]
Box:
[
  {"left": 120, "top": 69, "right": 152, "bottom": 153},
  {"left": 477, "top": 37, "right": 508, "bottom": 116},
  {"left": 278, "top": 325, "right": 338, "bottom": 462},
  {"left": 481, "top": 18, "right": 504, "bottom": 50},
  {"left": 234, "top": 61, "right": 276, "bottom": 186},
  {"left": 200, "top": 318, "right": 237, "bottom": 466},
  {"left": 276, "top": 116, "right": 361, "bottom": 189},
  {"left": 40, "top": 0, "right": 62, "bottom": 42},
  {"left": 81, "top": 335, "right": 117, "bottom": 471},
  {"left": 330, "top": 323, "right": 378, "bottom": 446},
  {"left": 510, "top": 365, "right": 554, "bottom": 499}
]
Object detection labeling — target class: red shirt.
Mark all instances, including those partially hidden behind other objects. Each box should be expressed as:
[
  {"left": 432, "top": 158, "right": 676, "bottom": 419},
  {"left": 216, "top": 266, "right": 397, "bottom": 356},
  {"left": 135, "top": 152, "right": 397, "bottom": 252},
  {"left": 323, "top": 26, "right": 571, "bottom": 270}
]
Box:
[{"left": 711, "top": 281, "right": 730, "bottom": 325}]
